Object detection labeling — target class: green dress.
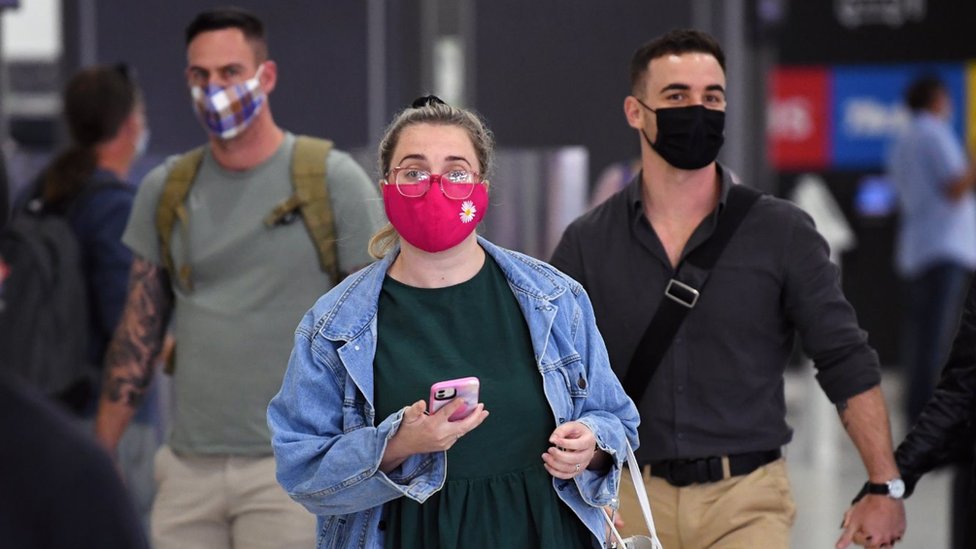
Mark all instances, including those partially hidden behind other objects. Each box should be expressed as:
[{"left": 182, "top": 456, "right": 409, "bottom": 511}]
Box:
[{"left": 373, "top": 255, "right": 593, "bottom": 549}]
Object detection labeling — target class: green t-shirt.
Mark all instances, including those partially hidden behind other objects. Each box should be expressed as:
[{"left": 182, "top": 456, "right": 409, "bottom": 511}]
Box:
[
  {"left": 374, "top": 255, "right": 591, "bottom": 549},
  {"left": 123, "top": 132, "right": 386, "bottom": 455}
]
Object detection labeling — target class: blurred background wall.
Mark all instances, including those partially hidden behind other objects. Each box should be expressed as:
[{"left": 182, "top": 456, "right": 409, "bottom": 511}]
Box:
[
  {"left": 3, "top": 0, "right": 976, "bottom": 363},
  {"left": 769, "top": 1, "right": 976, "bottom": 364}
]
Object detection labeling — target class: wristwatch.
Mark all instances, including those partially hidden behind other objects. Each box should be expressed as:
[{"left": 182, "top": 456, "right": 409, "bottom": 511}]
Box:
[{"left": 854, "top": 478, "right": 906, "bottom": 503}]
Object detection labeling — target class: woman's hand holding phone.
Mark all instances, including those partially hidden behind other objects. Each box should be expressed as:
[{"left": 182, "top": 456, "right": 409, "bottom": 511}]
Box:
[{"left": 379, "top": 398, "right": 489, "bottom": 473}]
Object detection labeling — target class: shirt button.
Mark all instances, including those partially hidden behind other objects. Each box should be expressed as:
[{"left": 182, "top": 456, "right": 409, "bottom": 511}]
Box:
[
  {"left": 675, "top": 337, "right": 683, "bottom": 345},
  {"left": 676, "top": 384, "right": 684, "bottom": 394},
  {"left": 354, "top": 345, "right": 361, "bottom": 351},
  {"left": 677, "top": 432, "right": 685, "bottom": 440}
]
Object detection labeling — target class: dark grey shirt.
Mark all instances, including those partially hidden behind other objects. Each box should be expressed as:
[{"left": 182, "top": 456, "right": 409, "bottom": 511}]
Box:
[{"left": 550, "top": 166, "right": 881, "bottom": 462}]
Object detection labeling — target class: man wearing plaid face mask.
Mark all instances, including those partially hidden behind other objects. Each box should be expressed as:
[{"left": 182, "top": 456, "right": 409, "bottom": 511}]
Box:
[
  {"left": 94, "top": 7, "right": 385, "bottom": 549},
  {"left": 191, "top": 60, "right": 266, "bottom": 140}
]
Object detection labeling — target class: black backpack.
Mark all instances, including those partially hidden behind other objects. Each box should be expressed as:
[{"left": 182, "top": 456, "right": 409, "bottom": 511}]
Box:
[{"left": 0, "top": 183, "right": 121, "bottom": 411}]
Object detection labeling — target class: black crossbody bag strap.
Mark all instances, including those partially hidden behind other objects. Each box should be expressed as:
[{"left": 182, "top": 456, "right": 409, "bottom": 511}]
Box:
[{"left": 622, "top": 184, "right": 763, "bottom": 405}]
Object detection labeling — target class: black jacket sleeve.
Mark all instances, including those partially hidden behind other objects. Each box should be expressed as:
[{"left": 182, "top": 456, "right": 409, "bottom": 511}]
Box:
[{"left": 894, "top": 275, "right": 976, "bottom": 496}]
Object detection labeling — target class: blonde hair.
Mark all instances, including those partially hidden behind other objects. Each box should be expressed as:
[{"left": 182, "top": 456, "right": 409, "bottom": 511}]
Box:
[{"left": 368, "top": 98, "right": 495, "bottom": 258}]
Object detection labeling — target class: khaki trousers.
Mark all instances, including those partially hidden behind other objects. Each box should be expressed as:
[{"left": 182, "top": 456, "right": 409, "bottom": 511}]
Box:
[
  {"left": 151, "top": 445, "right": 316, "bottom": 549},
  {"left": 616, "top": 458, "right": 795, "bottom": 549}
]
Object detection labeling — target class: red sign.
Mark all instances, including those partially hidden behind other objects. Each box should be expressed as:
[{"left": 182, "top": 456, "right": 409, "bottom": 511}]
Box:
[{"left": 768, "top": 67, "right": 830, "bottom": 170}]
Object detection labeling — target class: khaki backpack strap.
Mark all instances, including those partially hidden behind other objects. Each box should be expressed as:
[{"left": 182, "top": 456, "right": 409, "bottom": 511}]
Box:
[
  {"left": 155, "top": 146, "right": 206, "bottom": 292},
  {"left": 290, "top": 136, "right": 340, "bottom": 283}
]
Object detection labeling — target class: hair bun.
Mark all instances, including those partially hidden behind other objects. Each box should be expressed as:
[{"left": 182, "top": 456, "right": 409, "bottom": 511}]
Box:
[{"left": 411, "top": 95, "right": 446, "bottom": 108}]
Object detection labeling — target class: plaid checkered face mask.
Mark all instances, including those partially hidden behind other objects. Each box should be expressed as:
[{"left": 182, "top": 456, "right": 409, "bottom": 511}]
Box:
[{"left": 191, "top": 65, "right": 266, "bottom": 140}]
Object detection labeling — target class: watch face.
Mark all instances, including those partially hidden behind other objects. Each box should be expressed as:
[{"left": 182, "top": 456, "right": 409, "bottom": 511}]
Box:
[{"left": 887, "top": 478, "right": 906, "bottom": 499}]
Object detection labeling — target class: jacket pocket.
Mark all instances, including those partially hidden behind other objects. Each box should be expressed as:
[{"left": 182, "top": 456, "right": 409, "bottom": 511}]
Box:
[{"left": 317, "top": 515, "right": 349, "bottom": 549}]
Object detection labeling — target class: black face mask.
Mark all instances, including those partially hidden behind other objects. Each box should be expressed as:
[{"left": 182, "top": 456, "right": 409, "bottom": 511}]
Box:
[{"left": 636, "top": 99, "right": 725, "bottom": 170}]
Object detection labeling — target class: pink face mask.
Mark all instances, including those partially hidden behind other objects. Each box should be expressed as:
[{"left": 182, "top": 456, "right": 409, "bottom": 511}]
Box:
[{"left": 382, "top": 180, "right": 489, "bottom": 253}]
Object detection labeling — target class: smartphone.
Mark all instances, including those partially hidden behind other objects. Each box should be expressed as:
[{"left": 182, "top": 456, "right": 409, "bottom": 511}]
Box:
[{"left": 429, "top": 376, "right": 480, "bottom": 422}]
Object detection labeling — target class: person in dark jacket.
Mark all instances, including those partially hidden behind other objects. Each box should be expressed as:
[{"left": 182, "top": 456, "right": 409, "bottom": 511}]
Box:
[
  {"left": 25, "top": 63, "right": 160, "bottom": 535},
  {"left": 0, "top": 148, "right": 148, "bottom": 549},
  {"left": 846, "top": 275, "right": 976, "bottom": 548},
  {"left": 33, "top": 64, "right": 148, "bottom": 391}
]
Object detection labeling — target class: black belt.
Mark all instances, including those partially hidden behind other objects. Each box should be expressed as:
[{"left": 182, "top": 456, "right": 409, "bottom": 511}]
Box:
[{"left": 644, "top": 449, "right": 782, "bottom": 487}]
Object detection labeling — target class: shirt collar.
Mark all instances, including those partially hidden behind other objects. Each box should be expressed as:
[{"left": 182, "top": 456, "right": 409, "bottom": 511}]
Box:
[{"left": 627, "top": 163, "right": 734, "bottom": 218}]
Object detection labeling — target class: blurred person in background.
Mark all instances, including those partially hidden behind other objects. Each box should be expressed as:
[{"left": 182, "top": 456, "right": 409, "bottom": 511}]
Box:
[
  {"left": 551, "top": 28, "right": 905, "bottom": 548},
  {"left": 93, "top": 7, "right": 384, "bottom": 548},
  {"left": 3, "top": 64, "right": 160, "bottom": 534},
  {"left": 0, "top": 146, "right": 148, "bottom": 549},
  {"left": 888, "top": 75, "right": 976, "bottom": 428},
  {"left": 268, "top": 96, "right": 640, "bottom": 548},
  {"left": 17, "top": 64, "right": 148, "bottom": 405}
]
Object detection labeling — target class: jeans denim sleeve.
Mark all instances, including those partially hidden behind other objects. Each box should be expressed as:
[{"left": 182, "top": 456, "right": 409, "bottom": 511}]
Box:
[
  {"left": 572, "top": 288, "right": 641, "bottom": 508},
  {"left": 268, "top": 313, "right": 446, "bottom": 516}
]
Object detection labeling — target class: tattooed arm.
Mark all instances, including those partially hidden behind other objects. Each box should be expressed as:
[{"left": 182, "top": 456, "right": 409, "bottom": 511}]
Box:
[
  {"left": 835, "top": 386, "right": 906, "bottom": 548},
  {"left": 94, "top": 257, "right": 174, "bottom": 453}
]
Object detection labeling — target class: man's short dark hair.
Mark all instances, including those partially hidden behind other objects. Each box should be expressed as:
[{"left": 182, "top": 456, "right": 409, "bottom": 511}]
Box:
[
  {"left": 185, "top": 7, "right": 268, "bottom": 61},
  {"left": 629, "top": 29, "right": 726, "bottom": 96},
  {"left": 904, "top": 75, "right": 945, "bottom": 112}
]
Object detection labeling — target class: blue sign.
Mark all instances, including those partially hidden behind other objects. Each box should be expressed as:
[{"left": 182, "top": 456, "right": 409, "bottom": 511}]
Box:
[{"left": 831, "top": 64, "right": 965, "bottom": 169}]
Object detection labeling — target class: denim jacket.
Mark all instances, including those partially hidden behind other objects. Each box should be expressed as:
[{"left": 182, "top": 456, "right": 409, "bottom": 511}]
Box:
[{"left": 268, "top": 237, "right": 640, "bottom": 549}]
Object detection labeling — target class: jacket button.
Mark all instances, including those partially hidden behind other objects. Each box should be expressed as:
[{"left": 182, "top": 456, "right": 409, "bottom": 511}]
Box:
[{"left": 577, "top": 374, "right": 587, "bottom": 389}]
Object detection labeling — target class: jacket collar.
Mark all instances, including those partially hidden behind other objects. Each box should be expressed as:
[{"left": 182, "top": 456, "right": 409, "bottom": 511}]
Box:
[{"left": 317, "top": 236, "right": 566, "bottom": 342}]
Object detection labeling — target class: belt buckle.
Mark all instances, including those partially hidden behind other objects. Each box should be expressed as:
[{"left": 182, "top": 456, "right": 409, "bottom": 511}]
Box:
[{"left": 665, "top": 279, "right": 700, "bottom": 308}]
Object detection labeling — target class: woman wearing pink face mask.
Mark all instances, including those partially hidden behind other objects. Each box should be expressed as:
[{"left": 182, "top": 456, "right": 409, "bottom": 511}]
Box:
[{"left": 268, "top": 96, "right": 639, "bottom": 549}]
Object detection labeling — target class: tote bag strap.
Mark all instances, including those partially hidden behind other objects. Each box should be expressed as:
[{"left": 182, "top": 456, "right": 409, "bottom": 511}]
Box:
[{"left": 603, "top": 440, "right": 663, "bottom": 549}]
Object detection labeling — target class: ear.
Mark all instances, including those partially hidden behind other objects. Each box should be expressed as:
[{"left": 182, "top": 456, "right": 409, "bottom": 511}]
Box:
[
  {"left": 259, "top": 60, "right": 278, "bottom": 94},
  {"left": 623, "top": 96, "right": 645, "bottom": 130}
]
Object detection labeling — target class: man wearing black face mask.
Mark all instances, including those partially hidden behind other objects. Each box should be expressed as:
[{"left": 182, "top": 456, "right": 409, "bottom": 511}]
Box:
[{"left": 551, "top": 29, "right": 905, "bottom": 548}]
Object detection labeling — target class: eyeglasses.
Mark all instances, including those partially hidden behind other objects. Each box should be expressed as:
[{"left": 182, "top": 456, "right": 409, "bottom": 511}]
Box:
[{"left": 385, "top": 167, "right": 482, "bottom": 200}]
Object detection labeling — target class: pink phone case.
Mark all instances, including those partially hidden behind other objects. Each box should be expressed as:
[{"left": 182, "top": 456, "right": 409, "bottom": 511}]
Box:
[{"left": 429, "top": 376, "right": 480, "bottom": 422}]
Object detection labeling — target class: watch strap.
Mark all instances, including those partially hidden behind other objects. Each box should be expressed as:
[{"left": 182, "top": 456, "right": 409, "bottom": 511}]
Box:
[
  {"left": 864, "top": 481, "right": 891, "bottom": 495},
  {"left": 853, "top": 479, "right": 904, "bottom": 504}
]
